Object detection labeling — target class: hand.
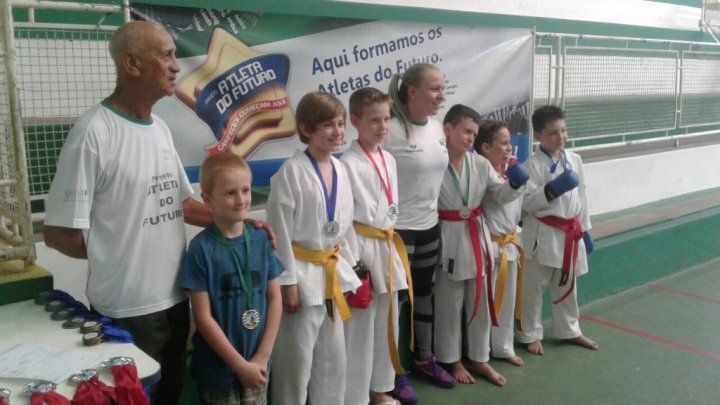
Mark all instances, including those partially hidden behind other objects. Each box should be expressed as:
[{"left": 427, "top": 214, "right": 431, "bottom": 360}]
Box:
[
  {"left": 281, "top": 285, "right": 300, "bottom": 313},
  {"left": 544, "top": 170, "right": 579, "bottom": 201},
  {"left": 236, "top": 360, "right": 267, "bottom": 389},
  {"left": 583, "top": 231, "right": 594, "bottom": 254},
  {"left": 506, "top": 162, "right": 529, "bottom": 188},
  {"left": 244, "top": 218, "right": 278, "bottom": 249}
]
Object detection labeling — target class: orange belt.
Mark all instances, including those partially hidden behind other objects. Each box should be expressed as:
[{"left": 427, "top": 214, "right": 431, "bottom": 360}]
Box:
[
  {"left": 438, "top": 206, "right": 497, "bottom": 326},
  {"left": 536, "top": 215, "right": 582, "bottom": 304},
  {"left": 353, "top": 222, "right": 413, "bottom": 374},
  {"left": 491, "top": 231, "right": 525, "bottom": 332},
  {"left": 292, "top": 243, "right": 351, "bottom": 321}
]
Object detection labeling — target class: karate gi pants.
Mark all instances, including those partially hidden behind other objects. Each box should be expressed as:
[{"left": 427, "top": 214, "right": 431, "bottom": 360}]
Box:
[
  {"left": 516, "top": 258, "right": 582, "bottom": 343},
  {"left": 434, "top": 269, "right": 491, "bottom": 363},
  {"left": 271, "top": 304, "right": 346, "bottom": 405},
  {"left": 344, "top": 291, "right": 399, "bottom": 405},
  {"left": 490, "top": 259, "right": 519, "bottom": 358}
]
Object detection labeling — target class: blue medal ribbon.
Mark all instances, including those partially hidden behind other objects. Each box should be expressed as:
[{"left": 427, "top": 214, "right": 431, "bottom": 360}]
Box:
[
  {"left": 539, "top": 146, "right": 571, "bottom": 174},
  {"left": 98, "top": 316, "right": 134, "bottom": 343},
  {"left": 304, "top": 150, "right": 338, "bottom": 225}
]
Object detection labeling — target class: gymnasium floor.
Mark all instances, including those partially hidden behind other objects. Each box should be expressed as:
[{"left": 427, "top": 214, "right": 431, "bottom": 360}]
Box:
[{"left": 180, "top": 257, "right": 720, "bottom": 404}]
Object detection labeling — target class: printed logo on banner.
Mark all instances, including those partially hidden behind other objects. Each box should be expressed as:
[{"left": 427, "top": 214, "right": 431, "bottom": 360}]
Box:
[{"left": 176, "top": 28, "right": 296, "bottom": 158}]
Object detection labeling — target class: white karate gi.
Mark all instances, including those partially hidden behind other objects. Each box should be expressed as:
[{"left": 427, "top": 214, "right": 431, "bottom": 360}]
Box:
[
  {"left": 267, "top": 150, "right": 361, "bottom": 405},
  {"left": 483, "top": 183, "right": 524, "bottom": 359},
  {"left": 518, "top": 149, "right": 591, "bottom": 343},
  {"left": 434, "top": 152, "right": 523, "bottom": 363},
  {"left": 340, "top": 141, "right": 408, "bottom": 405}
]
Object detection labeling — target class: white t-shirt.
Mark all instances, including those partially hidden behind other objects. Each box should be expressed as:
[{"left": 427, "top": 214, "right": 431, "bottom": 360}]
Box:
[
  {"left": 44, "top": 102, "right": 193, "bottom": 318},
  {"left": 383, "top": 117, "right": 448, "bottom": 230}
]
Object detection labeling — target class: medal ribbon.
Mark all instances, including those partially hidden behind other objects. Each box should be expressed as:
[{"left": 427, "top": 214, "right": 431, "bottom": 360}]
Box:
[
  {"left": 357, "top": 141, "right": 395, "bottom": 207},
  {"left": 100, "top": 322, "right": 135, "bottom": 343},
  {"left": 490, "top": 231, "right": 525, "bottom": 332},
  {"left": 437, "top": 206, "right": 497, "bottom": 326},
  {"left": 539, "top": 147, "right": 570, "bottom": 174},
  {"left": 536, "top": 216, "right": 583, "bottom": 304},
  {"left": 305, "top": 150, "right": 338, "bottom": 227},
  {"left": 352, "top": 222, "right": 414, "bottom": 373},
  {"left": 110, "top": 364, "right": 149, "bottom": 405},
  {"left": 72, "top": 376, "right": 116, "bottom": 405},
  {"left": 30, "top": 391, "right": 70, "bottom": 405},
  {"left": 291, "top": 243, "right": 351, "bottom": 321},
  {"left": 212, "top": 225, "right": 253, "bottom": 311},
  {"left": 447, "top": 154, "right": 470, "bottom": 208}
]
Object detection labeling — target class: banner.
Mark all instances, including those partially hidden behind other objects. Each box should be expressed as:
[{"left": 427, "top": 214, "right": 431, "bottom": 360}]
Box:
[{"left": 133, "top": 5, "right": 533, "bottom": 188}]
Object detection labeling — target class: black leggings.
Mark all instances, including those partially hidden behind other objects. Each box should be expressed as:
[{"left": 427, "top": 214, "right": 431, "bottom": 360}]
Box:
[{"left": 397, "top": 224, "right": 441, "bottom": 360}]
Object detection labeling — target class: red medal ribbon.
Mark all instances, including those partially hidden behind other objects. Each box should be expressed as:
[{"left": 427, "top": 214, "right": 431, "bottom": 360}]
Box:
[
  {"left": 73, "top": 376, "right": 116, "bottom": 405},
  {"left": 536, "top": 215, "right": 583, "bottom": 304},
  {"left": 30, "top": 391, "right": 70, "bottom": 405},
  {"left": 111, "top": 364, "right": 149, "bottom": 405},
  {"left": 358, "top": 141, "right": 394, "bottom": 206},
  {"left": 438, "top": 206, "right": 497, "bottom": 326}
]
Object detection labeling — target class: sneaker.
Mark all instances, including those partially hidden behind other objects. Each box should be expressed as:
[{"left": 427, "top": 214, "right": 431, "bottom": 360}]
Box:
[
  {"left": 414, "top": 356, "right": 457, "bottom": 389},
  {"left": 391, "top": 374, "right": 419, "bottom": 405}
]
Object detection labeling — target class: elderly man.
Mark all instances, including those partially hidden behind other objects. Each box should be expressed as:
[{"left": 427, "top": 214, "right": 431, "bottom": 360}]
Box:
[{"left": 44, "top": 21, "right": 245, "bottom": 404}]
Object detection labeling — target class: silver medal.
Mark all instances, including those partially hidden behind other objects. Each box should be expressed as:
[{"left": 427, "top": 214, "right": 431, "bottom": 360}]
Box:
[
  {"left": 460, "top": 206, "right": 471, "bottom": 219},
  {"left": 323, "top": 221, "right": 340, "bottom": 236},
  {"left": 242, "top": 308, "right": 261, "bottom": 330},
  {"left": 387, "top": 203, "right": 400, "bottom": 219}
]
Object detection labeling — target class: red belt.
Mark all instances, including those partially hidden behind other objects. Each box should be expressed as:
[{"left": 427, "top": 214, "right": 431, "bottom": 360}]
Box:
[
  {"left": 536, "top": 215, "right": 582, "bottom": 304},
  {"left": 438, "top": 206, "right": 497, "bottom": 326}
]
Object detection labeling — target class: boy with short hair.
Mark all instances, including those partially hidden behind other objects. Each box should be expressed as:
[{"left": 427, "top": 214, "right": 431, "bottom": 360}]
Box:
[
  {"left": 267, "top": 91, "right": 361, "bottom": 405},
  {"left": 178, "top": 152, "right": 283, "bottom": 405},
  {"left": 518, "top": 105, "right": 598, "bottom": 355},
  {"left": 435, "top": 105, "right": 528, "bottom": 386},
  {"left": 475, "top": 120, "right": 526, "bottom": 367},
  {"left": 341, "top": 87, "right": 410, "bottom": 405}
]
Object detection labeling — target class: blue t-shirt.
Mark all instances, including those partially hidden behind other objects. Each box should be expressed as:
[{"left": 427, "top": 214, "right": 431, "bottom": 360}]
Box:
[{"left": 178, "top": 225, "right": 283, "bottom": 390}]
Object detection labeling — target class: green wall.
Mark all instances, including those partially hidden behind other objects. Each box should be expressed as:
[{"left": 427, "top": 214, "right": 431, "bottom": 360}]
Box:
[{"left": 12, "top": 1, "right": 714, "bottom": 43}]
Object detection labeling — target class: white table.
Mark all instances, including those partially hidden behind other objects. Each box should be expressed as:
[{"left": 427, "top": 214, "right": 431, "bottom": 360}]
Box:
[{"left": 0, "top": 299, "right": 160, "bottom": 403}]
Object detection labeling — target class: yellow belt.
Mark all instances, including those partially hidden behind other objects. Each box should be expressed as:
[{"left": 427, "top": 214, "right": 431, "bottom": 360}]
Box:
[
  {"left": 490, "top": 231, "right": 525, "bottom": 331},
  {"left": 292, "top": 243, "right": 352, "bottom": 322},
  {"left": 353, "top": 222, "right": 413, "bottom": 374}
]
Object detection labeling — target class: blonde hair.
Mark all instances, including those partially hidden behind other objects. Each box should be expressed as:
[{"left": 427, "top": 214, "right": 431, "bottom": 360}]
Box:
[
  {"left": 349, "top": 87, "right": 390, "bottom": 117},
  {"left": 388, "top": 63, "right": 440, "bottom": 139},
  {"left": 295, "top": 92, "right": 346, "bottom": 144},
  {"left": 200, "top": 152, "right": 251, "bottom": 194}
]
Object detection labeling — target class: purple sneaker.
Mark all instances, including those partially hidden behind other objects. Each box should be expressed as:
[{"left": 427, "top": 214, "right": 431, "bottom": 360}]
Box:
[
  {"left": 391, "top": 374, "right": 419, "bottom": 405},
  {"left": 414, "top": 357, "right": 457, "bottom": 389}
]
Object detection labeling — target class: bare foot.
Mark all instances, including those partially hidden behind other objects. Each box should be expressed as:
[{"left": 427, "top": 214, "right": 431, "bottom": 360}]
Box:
[
  {"left": 566, "top": 335, "right": 599, "bottom": 350},
  {"left": 504, "top": 355, "right": 524, "bottom": 366},
  {"left": 370, "top": 391, "right": 399, "bottom": 405},
  {"left": 450, "top": 361, "right": 475, "bottom": 384},
  {"left": 467, "top": 361, "right": 506, "bottom": 386},
  {"left": 526, "top": 340, "right": 544, "bottom": 355}
]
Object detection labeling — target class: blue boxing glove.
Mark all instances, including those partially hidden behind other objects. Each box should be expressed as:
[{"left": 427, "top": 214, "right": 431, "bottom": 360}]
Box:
[
  {"left": 583, "top": 231, "right": 594, "bottom": 254},
  {"left": 506, "top": 162, "right": 529, "bottom": 189},
  {"left": 544, "top": 170, "right": 579, "bottom": 201}
]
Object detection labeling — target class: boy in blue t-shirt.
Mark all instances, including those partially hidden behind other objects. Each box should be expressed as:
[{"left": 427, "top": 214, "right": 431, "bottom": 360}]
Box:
[{"left": 178, "top": 152, "right": 283, "bottom": 404}]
